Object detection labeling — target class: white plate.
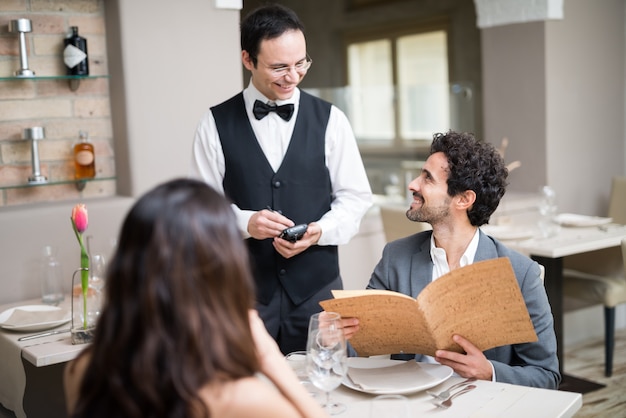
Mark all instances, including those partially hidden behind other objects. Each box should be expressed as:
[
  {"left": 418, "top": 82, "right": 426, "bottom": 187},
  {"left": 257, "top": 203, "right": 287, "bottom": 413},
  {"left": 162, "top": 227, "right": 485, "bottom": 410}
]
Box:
[
  {"left": 553, "top": 213, "right": 613, "bottom": 227},
  {"left": 0, "top": 305, "right": 71, "bottom": 332},
  {"left": 342, "top": 358, "right": 453, "bottom": 395},
  {"left": 481, "top": 225, "right": 535, "bottom": 240}
]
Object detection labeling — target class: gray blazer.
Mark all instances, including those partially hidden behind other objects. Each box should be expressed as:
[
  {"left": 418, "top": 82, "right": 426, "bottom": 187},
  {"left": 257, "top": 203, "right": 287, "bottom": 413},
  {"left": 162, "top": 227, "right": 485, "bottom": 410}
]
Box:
[{"left": 367, "top": 229, "right": 561, "bottom": 389}]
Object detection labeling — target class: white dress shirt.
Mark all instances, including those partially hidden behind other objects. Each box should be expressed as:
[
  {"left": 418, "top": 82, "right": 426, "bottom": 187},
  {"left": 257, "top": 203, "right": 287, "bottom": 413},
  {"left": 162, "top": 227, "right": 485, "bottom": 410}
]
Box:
[
  {"left": 427, "top": 228, "right": 497, "bottom": 380},
  {"left": 190, "top": 81, "right": 373, "bottom": 245},
  {"left": 430, "top": 228, "right": 480, "bottom": 282}
]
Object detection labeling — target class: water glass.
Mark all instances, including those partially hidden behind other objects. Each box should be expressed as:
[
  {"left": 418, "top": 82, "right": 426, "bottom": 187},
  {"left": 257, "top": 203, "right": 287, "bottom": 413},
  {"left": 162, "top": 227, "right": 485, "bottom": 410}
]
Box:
[
  {"left": 306, "top": 312, "right": 347, "bottom": 415},
  {"left": 90, "top": 254, "right": 107, "bottom": 291},
  {"left": 285, "top": 350, "right": 319, "bottom": 398},
  {"left": 538, "top": 185, "right": 559, "bottom": 238},
  {"left": 41, "top": 246, "right": 64, "bottom": 305},
  {"left": 285, "top": 350, "right": 309, "bottom": 382}
]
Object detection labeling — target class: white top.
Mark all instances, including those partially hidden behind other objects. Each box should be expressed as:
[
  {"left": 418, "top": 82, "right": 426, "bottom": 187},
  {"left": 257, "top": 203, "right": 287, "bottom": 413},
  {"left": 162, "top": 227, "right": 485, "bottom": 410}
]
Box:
[{"left": 190, "top": 82, "right": 373, "bottom": 245}]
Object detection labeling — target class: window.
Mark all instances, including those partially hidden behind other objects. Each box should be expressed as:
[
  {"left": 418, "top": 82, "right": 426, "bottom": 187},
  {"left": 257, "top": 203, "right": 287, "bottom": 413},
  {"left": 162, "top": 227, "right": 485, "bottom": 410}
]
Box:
[{"left": 345, "top": 23, "right": 451, "bottom": 147}]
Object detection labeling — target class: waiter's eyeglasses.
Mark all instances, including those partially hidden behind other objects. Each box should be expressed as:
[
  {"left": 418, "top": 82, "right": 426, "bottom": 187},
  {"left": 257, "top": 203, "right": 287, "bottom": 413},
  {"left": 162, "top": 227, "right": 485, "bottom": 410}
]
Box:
[{"left": 261, "top": 55, "right": 312, "bottom": 78}]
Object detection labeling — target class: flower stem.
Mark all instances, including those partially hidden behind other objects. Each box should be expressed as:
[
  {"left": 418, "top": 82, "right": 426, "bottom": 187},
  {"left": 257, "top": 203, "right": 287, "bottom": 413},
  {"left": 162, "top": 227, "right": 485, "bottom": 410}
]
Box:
[{"left": 79, "top": 237, "right": 89, "bottom": 329}]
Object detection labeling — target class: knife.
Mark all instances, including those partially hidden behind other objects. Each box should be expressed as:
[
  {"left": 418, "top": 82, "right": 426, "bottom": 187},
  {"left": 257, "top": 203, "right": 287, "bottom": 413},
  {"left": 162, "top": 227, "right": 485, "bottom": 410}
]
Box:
[{"left": 18, "top": 328, "right": 71, "bottom": 341}]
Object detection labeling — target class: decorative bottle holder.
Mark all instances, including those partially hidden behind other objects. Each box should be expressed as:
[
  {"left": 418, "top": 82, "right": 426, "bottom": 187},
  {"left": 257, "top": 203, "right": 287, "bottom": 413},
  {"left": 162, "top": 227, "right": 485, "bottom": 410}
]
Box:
[{"left": 70, "top": 267, "right": 102, "bottom": 344}]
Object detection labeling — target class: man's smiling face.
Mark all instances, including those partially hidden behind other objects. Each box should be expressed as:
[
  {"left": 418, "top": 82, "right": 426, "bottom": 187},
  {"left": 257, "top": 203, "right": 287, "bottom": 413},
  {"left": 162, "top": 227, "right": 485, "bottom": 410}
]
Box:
[{"left": 243, "top": 29, "right": 308, "bottom": 101}]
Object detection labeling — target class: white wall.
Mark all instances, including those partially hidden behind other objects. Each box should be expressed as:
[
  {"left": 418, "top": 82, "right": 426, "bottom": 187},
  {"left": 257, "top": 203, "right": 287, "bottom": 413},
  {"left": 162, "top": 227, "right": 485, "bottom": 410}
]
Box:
[
  {"left": 106, "top": 0, "right": 243, "bottom": 198},
  {"left": 482, "top": 0, "right": 625, "bottom": 217},
  {"left": 545, "top": 0, "right": 625, "bottom": 216},
  {"left": 481, "top": 0, "right": 626, "bottom": 345},
  {"left": 0, "top": 0, "right": 243, "bottom": 305}
]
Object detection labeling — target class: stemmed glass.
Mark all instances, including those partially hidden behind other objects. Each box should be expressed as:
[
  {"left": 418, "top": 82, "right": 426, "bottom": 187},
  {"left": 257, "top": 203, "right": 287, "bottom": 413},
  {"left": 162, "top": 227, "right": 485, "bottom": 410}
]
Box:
[
  {"left": 306, "top": 312, "right": 347, "bottom": 415},
  {"left": 90, "top": 254, "right": 106, "bottom": 291}
]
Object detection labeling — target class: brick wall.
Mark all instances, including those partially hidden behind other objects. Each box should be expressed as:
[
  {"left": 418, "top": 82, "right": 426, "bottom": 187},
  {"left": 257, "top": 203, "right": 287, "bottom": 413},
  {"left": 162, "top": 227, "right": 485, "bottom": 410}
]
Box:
[{"left": 0, "top": 0, "right": 115, "bottom": 207}]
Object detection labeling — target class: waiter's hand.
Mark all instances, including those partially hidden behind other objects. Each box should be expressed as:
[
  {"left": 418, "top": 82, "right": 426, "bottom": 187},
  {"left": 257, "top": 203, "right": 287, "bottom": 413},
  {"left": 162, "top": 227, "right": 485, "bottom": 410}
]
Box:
[
  {"left": 248, "top": 208, "right": 294, "bottom": 240},
  {"left": 273, "top": 222, "right": 321, "bottom": 258}
]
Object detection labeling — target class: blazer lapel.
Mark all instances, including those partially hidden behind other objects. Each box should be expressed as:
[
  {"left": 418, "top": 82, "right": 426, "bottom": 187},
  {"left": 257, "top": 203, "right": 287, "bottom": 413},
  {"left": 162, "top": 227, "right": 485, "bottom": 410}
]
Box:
[
  {"left": 409, "top": 233, "right": 434, "bottom": 298},
  {"left": 475, "top": 230, "right": 500, "bottom": 262}
]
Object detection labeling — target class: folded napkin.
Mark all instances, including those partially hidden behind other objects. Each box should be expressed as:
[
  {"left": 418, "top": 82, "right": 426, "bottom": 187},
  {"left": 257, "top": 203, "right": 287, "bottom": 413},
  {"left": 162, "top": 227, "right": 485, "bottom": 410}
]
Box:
[
  {"left": 347, "top": 361, "right": 435, "bottom": 391},
  {"left": 2, "top": 308, "right": 69, "bottom": 327}
]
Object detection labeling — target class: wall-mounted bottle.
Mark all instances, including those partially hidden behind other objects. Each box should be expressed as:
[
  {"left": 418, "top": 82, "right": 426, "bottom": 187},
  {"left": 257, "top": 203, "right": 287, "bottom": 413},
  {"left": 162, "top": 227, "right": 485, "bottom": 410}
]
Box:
[
  {"left": 74, "top": 131, "right": 95, "bottom": 180},
  {"left": 63, "top": 26, "right": 89, "bottom": 76}
]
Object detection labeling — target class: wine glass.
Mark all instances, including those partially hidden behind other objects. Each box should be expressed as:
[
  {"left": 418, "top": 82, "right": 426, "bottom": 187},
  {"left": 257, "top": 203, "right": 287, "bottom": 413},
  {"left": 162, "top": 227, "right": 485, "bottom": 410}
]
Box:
[
  {"left": 306, "top": 312, "right": 347, "bottom": 415},
  {"left": 90, "top": 254, "right": 106, "bottom": 291}
]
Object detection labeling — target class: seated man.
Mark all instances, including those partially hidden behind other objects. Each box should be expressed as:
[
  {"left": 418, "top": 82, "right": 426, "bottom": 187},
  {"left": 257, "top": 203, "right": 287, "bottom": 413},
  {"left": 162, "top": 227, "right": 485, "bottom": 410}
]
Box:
[{"left": 343, "top": 130, "right": 560, "bottom": 389}]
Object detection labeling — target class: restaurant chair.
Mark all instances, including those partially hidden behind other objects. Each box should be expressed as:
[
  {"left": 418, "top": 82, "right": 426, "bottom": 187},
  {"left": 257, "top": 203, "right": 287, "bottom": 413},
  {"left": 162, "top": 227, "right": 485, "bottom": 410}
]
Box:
[
  {"left": 562, "top": 176, "right": 626, "bottom": 377},
  {"left": 379, "top": 205, "right": 431, "bottom": 243}
]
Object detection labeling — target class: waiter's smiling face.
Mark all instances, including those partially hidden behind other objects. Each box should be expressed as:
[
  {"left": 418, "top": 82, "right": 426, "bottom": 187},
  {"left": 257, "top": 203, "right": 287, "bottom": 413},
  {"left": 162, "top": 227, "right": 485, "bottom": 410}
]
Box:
[{"left": 242, "top": 29, "right": 308, "bottom": 102}]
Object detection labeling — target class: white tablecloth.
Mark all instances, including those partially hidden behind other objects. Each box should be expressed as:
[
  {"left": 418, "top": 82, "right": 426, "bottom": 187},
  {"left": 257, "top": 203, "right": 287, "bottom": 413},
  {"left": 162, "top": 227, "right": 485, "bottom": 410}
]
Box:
[
  {"left": 0, "top": 298, "right": 77, "bottom": 418},
  {"left": 0, "top": 326, "right": 27, "bottom": 418},
  {"left": 332, "top": 374, "right": 581, "bottom": 417}
]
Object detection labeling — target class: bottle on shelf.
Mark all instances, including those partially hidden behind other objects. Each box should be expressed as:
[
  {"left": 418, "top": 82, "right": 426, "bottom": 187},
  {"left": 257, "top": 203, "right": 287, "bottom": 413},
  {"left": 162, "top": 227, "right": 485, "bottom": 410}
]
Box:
[
  {"left": 63, "top": 26, "right": 89, "bottom": 76},
  {"left": 74, "top": 131, "right": 96, "bottom": 180}
]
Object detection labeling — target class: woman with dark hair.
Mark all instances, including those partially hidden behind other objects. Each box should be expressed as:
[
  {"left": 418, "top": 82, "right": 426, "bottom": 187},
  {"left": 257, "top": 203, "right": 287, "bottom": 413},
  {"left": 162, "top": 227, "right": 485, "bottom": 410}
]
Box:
[{"left": 63, "top": 178, "right": 327, "bottom": 418}]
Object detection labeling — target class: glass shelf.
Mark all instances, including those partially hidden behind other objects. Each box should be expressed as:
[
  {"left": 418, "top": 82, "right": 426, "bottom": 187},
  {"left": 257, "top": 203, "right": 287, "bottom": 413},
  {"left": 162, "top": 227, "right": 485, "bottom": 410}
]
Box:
[
  {"left": 0, "top": 176, "right": 116, "bottom": 191},
  {"left": 0, "top": 75, "right": 109, "bottom": 91},
  {"left": 0, "top": 75, "right": 108, "bottom": 81}
]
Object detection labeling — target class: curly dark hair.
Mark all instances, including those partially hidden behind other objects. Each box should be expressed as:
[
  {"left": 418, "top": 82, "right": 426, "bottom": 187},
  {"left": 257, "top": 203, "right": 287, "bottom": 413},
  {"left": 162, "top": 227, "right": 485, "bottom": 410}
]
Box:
[
  {"left": 69, "top": 179, "right": 259, "bottom": 418},
  {"left": 240, "top": 3, "right": 305, "bottom": 67},
  {"left": 430, "top": 131, "right": 508, "bottom": 226}
]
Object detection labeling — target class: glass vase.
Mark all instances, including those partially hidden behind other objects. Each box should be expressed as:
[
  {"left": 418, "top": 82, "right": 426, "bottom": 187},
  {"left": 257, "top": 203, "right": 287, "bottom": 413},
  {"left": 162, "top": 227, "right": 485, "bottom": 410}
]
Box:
[{"left": 70, "top": 268, "right": 102, "bottom": 344}]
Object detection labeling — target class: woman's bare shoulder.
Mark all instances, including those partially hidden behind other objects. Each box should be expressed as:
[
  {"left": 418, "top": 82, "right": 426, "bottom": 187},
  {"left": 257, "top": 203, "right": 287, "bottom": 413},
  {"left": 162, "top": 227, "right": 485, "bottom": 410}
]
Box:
[
  {"left": 201, "top": 376, "right": 302, "bottom": 418},
  {"left": 63, "top": 352, "right": 91, "bottom": 414}
]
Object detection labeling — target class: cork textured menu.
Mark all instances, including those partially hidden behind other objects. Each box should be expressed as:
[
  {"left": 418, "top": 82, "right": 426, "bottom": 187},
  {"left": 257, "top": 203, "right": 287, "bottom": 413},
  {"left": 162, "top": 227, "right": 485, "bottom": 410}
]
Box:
[{"left": 319, "top": 257, "right": 538, "bottom": 357}]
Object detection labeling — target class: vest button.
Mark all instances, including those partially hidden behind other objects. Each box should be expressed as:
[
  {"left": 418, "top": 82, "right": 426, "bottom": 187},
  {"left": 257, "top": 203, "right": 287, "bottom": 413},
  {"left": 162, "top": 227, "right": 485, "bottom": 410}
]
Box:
[
  {"left": 273, "top": 180, "right": 281, "bottom": 188},
  {"left": 279, "top": 269, "right": 286, "bottom": 276}
]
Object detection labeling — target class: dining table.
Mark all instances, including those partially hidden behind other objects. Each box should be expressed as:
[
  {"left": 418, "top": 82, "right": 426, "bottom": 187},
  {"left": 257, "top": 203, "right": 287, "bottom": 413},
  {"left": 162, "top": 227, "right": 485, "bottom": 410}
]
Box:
[
  {"left": 483, "top": 213, "right": 626, "bottom": 392},
  {"left": 0, "top": 296, "right": 86, "bottom": 418},
  {"left": 333, "top": 378, "right": 581, "bottom": 417},
  {"left": 320, "top": 358, "right": 583, "bottom": 418},
  {"left": 0, "top": 294, "right": 583, "bottom": 418}
]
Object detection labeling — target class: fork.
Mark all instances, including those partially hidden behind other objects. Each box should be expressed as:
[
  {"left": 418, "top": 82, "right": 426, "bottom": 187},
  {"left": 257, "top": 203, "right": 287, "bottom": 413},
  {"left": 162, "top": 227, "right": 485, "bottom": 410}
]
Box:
[
  {"left": 426, "top": 377, "right": 476, "bottom": 401},
  {"left": 432, "top": 384, "right": 477, "bottom": 409}
]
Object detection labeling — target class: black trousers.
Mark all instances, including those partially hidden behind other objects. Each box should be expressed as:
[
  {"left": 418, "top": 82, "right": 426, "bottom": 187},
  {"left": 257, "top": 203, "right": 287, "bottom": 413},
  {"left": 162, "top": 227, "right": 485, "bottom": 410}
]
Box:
[{"left": 257, "top": 275, "right": 343, "bottom": 355}]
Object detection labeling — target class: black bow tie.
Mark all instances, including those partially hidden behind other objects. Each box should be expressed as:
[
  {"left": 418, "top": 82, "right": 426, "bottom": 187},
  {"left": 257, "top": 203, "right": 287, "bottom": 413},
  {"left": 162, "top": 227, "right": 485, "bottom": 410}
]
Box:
[{"left": 253, "top": 100, "right": 295, "bottom": 121}]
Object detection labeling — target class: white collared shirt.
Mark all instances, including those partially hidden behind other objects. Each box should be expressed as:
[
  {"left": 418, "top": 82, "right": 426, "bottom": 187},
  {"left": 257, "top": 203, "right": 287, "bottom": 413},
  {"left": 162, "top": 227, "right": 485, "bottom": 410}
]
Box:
[
  {"left": 430, "top": 228, "right": 480, "bottom": 282},
  {"left": 190, "top": 81, "right": 372, "bottom": 245},
  {"left": 427, "top": 228, "right": 497, "bottom": 381}
]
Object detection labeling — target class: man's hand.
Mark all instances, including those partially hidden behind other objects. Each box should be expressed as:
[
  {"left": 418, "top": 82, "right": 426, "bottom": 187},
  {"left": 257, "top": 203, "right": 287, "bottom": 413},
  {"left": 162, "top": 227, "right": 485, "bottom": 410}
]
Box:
[
  {"left": 340, "top": 317, "right": 360, "bottom": 340},
  {"left": 248, "top": 208, "right": 294, "bottom": 240},
  {"left": 434, "top": 334, "right": 493, "bottom": 381},
  {"left": 273, "top": 222, "right": 321, "bottom": 259}
]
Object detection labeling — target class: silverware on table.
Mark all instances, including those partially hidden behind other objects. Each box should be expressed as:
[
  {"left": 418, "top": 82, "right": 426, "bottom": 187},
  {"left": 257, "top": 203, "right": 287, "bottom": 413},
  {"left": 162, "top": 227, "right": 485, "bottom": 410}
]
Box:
[
  {"left": 432, "top": 384, "right": 477, "bottom": 409},
  {"left": 18, "top": 328, "right": 70, "bottom": 341},
  {"left": 426, "top": 377, "right": 476, "bottom": 401}
]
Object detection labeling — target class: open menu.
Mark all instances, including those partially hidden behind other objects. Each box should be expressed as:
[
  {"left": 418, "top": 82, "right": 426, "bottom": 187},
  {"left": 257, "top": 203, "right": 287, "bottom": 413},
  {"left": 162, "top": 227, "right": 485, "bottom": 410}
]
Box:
[{"left": 319, "top": 257, "right": 538, "bottom": 357}]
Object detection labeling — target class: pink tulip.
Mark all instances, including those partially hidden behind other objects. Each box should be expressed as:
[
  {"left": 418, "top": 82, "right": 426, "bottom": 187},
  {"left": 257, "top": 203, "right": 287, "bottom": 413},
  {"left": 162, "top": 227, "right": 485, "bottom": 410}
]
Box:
[{"left": 72, "top": 204, "right": 88, "bottom": 233}]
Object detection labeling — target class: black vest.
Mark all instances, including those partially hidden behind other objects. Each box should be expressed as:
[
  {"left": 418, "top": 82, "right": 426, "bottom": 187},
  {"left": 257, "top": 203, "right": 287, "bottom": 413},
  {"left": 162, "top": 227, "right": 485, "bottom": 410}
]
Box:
[{"left": 211, "top": 91, "right": 339, "bottom": 305}]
